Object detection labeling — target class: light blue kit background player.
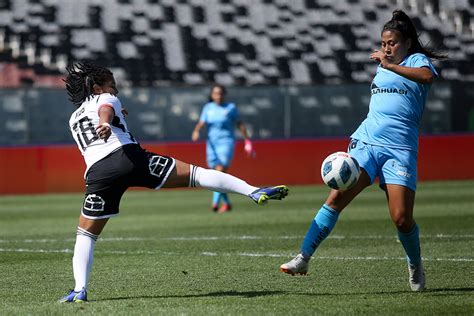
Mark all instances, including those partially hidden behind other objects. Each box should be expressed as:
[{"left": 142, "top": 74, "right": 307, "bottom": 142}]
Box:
[{"left": 192, "top": 84, "right": 254, "bottom": 213}]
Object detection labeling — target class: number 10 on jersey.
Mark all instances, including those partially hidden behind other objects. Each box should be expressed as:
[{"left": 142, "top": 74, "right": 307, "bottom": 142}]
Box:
[{"left": 72, "top": 116, "right": 99, "bottom": 151}]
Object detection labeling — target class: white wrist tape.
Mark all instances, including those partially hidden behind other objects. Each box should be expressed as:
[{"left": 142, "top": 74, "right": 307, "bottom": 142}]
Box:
[{"left": 101, "top": 122, "right": 111, "bottom": 128}]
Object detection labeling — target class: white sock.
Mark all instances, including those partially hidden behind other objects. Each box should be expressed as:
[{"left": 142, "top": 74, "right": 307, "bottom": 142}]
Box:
[
  {"left": 73, "top": 227, "right": 98, "bottom": 292},
  {"left": 189, "top": 165, "right": 258, "bottom": 196}
]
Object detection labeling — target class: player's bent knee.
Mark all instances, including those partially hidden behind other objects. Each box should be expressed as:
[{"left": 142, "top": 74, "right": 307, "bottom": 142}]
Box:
[
  {"left": 325, "top": 184, "right": 365, "bottom": 212},
  {"left": 391, "top": 213, "right": 414, "bottom": 232},
  {"left": 162, "top": 160, "right": 191, "bottom": 188},
  {"left": 325, "top": 190, "right": 342, "bottom": 208},
  {"left": 174, "top": 160, "right": 191, "bottom": 177}
]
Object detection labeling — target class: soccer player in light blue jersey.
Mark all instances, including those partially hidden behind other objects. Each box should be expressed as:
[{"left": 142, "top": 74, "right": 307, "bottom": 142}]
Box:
[
  {"left": 280, "top": 10, "right": 446, "bottom": 292},
  {"left": 192, "top": 84, "right": 255, "bottom": 213}
]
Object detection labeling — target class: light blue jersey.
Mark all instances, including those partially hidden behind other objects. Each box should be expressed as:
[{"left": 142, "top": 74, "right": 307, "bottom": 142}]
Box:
[
  {"left": 351, "top": 53, "right": 438, "bottom": 151},
  {"left": 199, "top": 102, "right": 240, "bottom": 168},
  {"left": 200, "top": 102, "right": 240, "bottom": 143}
]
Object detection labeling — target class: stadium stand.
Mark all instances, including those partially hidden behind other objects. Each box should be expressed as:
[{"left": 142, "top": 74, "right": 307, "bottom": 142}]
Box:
[
  {"left": 0, "top": 0, "right": 472, "bottom": 145},
  {"left": 0, "top": 0, "right": 472, "bottom": 87}
]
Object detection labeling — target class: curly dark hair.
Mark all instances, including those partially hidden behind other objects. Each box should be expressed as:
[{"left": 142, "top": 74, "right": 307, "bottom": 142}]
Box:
[
  {"left": 382, "top": 10, "right": 447, "bottom": 59},
  {"left": 208, "top": 84, "right": 227, "bottom": 102},
  {"left": 64, "top": 62, "right": 114, "bottom": 107}
]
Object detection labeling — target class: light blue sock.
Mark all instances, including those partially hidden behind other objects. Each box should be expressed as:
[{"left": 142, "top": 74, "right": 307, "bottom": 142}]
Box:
[
  {"left": 222, "top": 193, "right": 231, "bottom": 205},
  {"left": 397, "top": 224, "right": 421, "bottom": 265},
  {"left": 212, "top": 192, "right": 221, "bottom": 205},
  {"left": 300, "top": 204, "right": 339, "bottom": 259}
]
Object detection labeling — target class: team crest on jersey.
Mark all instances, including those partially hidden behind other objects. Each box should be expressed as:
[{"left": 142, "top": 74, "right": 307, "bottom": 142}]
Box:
[
  {"left": 84, "top": 194, "right": 105, "bottom": 213},
  {"left": 149, "top": 155, "right": 171, "bottom": 178}
]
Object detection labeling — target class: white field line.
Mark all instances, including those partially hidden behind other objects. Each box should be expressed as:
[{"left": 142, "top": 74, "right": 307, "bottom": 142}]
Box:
[
  {"left": 0, "top": 234, "right": 473, "bottom": 244},
  {"left": 0, "top": 248, "right": 472, "bottom": 262},
  {"left": 162, "top": 234, "right": 474, "bottom": 241}
]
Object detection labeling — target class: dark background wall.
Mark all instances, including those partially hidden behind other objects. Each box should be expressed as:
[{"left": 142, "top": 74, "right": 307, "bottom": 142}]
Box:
[{"left": 0, "top": 81, "right": 469, "bottom": 146}]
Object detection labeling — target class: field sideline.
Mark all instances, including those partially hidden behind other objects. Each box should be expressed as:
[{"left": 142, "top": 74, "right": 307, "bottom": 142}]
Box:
[{"left": 0, "top": 180, "right": 473, "bottom": 315}]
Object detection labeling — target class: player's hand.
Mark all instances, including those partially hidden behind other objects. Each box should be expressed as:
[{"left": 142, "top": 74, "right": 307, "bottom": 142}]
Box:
[
  {"left": 96, "top": 122, "right": 112, "bottom": 142},
  {"left": 244, "top": 139, "right": 256, "bottom": 158},
  {"left": 370, "top": 49, "right": 390, "bottom": 68},
  {"left": 191, "top": 130, "right": 199, "bottom": 141}
]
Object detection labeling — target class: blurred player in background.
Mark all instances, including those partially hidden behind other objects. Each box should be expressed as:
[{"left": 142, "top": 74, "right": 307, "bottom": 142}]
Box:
[
  {"left": 280, "top": 10, "right": 445, "bottom": 292},
  {"left": 192, "top": 84, "right": 255, "bottom": 213},
  {"left": 59, "top": 63, "right": 288, "bottom": 303}
]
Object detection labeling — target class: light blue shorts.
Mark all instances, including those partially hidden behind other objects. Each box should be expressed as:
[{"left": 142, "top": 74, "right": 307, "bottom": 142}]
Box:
[
  {"left": 348, "top": 139, "right": 418, "bottom": 191},
  {"left": 206, "top": 139, "right": 235, "bottom": 169}
]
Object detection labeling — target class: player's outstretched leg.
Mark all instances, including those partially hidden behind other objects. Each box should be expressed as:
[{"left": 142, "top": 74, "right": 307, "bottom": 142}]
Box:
[
  {"left": 249, "top": 185, "right": 289, "bottom": 205},
  {"left": 280, "top": 204, "right": 339, "bottom": 275},
  {"left": 280, "top": 172, "right": 368, "bottom": 276},
  {"left": 188, "top": 165, "right": 288, "bottom": 206}
]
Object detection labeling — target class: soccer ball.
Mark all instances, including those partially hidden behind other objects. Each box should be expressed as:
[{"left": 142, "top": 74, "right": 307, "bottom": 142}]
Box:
[{"left": 321, "top": 152, "right": 360, "bottom": 190}]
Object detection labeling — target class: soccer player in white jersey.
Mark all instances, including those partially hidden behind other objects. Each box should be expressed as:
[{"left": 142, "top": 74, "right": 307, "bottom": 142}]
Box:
[
  {"left": 60, "top": 62, "right": 288, "bottom": 303},
  {"left": 280, "top": 10, "right": 445, "bottom": 292}
]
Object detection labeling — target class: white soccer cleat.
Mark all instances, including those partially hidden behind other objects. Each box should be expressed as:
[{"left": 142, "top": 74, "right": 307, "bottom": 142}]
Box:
[
  {"left": 279, "top": 254, "right": 309, "bottom": 275},
  {"left": 408, "top": 261, "right": 426, "bottom": 291}
]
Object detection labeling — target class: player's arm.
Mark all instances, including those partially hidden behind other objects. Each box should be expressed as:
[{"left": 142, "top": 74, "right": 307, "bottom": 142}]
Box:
[
  {"left": 370, "top": 50, "right": 435, "bottom": 84},
  {"left": 192, "top": 121, "right": 205, "bottom": 141},
  {"left": 96, "top": 104, "right": 115, "bottom": 141},
  {"left": 237, "top": 121, "right": 254, "bottom": 157},
  {"left": 384, "top": 64, "right": 434, "bottom": 84},
  {"left": 236, "top": 121, "right": 250, "bottom": 140}
]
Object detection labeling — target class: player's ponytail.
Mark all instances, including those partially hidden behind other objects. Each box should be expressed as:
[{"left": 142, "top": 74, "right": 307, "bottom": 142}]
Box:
[
  {"left": 382, "top": 10, "right": 446, "bottom": 59},
  {"left": 64, "top": 62, "right": 114, "bottom": 107}
]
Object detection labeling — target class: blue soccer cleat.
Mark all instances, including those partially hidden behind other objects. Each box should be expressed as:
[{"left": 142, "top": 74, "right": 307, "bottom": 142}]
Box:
[
  {"left": 59, "top": 288, "right": 87, "bottom": 303},
  {"left": 249, "top": 185, "right": 289, "bottom": 205}
]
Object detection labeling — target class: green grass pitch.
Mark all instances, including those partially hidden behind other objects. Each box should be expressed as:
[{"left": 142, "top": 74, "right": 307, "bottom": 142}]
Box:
[{"left": 0, "top": 180, "right": 473, "bottom": 315}]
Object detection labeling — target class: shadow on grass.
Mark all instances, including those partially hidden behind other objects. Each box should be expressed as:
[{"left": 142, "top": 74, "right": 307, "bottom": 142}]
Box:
[
  {"left": 369, "top": 287, "right": 474, "bottom": 296},
  {"left": 98, "top": 290, "right": 285, "bottom": 302},
  {"left": 294, "top": 287, "right": 474, "bottom": 297},
  {"left": 97, "top": 287, "right": 474, "bottom": 302},
  {"left": 420, "top": 287, "right": 474, "bottom": 295}
]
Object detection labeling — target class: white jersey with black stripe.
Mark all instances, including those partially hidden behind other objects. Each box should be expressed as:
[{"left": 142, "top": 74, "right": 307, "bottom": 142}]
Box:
[{"left": 69, "top": 93, "right": 137, "bottom": 176}]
